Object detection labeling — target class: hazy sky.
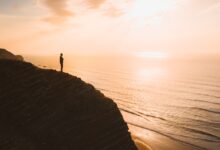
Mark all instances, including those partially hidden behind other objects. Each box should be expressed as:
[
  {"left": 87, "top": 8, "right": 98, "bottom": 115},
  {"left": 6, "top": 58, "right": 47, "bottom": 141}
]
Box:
[{"left": 0, "top": 0, "right": 219, "bottom": 56}]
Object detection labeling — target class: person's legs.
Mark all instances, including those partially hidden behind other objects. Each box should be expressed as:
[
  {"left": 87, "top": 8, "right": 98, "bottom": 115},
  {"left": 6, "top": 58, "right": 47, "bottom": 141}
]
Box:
[{"left": 61, "top": 64, "right": 63, "bottom": 72}]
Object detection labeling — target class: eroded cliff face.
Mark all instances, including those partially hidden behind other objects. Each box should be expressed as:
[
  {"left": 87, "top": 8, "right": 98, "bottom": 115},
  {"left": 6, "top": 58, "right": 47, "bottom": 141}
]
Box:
[
  {"left": 0, "top": 59, "right": 137, "bottom": 150},
  {"left": 0, "top": 48, "right": 24, "bottom": 61}
]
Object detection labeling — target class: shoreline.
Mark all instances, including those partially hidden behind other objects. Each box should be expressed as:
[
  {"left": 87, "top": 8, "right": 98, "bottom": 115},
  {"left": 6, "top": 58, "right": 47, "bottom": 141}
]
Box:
[
  {"left": 122, "top": 110, "right": 205, "bottom": 150},
  {"left": 130, "top": 125, "right": 205, "bottom": 150},
  {"left": 132, "top": 135, "right": 153, "bottom": 150}
]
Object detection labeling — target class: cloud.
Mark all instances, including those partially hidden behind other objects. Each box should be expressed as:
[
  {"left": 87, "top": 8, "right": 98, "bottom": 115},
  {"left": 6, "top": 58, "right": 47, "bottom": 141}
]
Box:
[
  {"left": 42, "top": 16, "right": 70, "bottom": 24},
  {"left": 86, "top": 0, "right": 106, "bottom": 9},
  {"left": 104, "top": 6, "right": 124, "bottom": 17},
  {"left": 42, "top": 0, "right": 73, "bottom": 16},
  {"left": 39, "top": 0, "right": 132, "bottom": 24},
  {"left": 85, "top": 0, "right": 131, "bottom": 18},
  {"left": 197, "top": 1, "right": 220, "bottom": 15},
  {"left": 191, "top": 0, "right": 220, "bottom": 7},
  {"left": 186, "top": 0, "right": 220, "bottom": 13},
  {"left": 40, "top": 0, "right": 74, "bottom": 24}
]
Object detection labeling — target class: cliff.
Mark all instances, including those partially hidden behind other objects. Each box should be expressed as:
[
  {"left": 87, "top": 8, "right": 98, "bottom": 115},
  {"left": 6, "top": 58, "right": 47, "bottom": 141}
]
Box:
[
  {"left": 0, "top": 59, "right": 137, "bottom": 150},
  {"left": 0, "top": 48, "right": 24, "bottom": 61}
]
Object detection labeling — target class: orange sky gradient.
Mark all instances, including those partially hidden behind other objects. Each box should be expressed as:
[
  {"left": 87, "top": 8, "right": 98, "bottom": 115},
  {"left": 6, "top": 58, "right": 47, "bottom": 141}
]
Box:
[{"left": 0, "top": 0, "right": 219, "bottom": 57}]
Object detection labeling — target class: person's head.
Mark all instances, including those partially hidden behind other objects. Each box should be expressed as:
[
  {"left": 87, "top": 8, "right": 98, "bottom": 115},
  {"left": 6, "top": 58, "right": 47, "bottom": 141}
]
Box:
[{"left": 60, "top": 53, "right": 63, "bottom": 57}]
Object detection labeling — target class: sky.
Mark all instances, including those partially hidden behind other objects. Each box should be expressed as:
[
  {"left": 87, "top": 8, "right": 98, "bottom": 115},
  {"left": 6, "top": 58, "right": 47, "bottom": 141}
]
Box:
[{"left": 0, "top": 0, "right": 220, "bottom": 56}]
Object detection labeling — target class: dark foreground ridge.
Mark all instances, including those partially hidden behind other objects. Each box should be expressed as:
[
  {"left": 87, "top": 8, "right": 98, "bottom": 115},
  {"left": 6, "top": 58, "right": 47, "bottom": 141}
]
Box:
[{"left": 0, "top": 59, "right": 137, "bottom": 150}]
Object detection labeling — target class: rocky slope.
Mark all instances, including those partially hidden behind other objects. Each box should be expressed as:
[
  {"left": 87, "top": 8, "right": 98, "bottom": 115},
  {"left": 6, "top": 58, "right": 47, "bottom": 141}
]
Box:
[
  {"left": 0, "top": 48, "right": 24, "bottom": 61},
  {"left": 0, "top": 59, "right": 137, "bottom": 150}
]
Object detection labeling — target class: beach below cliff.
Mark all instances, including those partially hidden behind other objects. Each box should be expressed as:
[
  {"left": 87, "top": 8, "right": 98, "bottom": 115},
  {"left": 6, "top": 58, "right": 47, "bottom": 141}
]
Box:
[
  {"left": 127, "top": 115, "right": 207, "bottom": 150},
  {"left": 131, "top": 128, "right": 204, "bottom": 150}
]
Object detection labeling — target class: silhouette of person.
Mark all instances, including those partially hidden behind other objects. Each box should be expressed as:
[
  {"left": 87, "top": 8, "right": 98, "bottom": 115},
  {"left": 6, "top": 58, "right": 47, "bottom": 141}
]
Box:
[{"left": 60, "top": 53, "right": 64, "bottom": 72}]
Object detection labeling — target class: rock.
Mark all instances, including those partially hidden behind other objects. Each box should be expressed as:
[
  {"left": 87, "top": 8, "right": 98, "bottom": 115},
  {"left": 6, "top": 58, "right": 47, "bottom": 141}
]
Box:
[
  {"left": 0, "top": 48, "right": 24, "bottom": 61},
  {"left": 0, "top": 59, "right": 137, "bottom": 150},
  {"left": 15, "top": 55, "right": 24, "bottom": 61}
]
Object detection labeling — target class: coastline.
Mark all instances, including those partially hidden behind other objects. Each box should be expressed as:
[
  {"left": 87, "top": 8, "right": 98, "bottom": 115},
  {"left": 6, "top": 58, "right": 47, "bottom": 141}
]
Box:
[
  {"left": 130, "top": 125, "right": 204, "bottom": 150},
  {"left": 132, "top": 135, "right": 153, "bottom": 150},
  {"left": 123, "top": 111, "right": 206, "bottom": 150}
]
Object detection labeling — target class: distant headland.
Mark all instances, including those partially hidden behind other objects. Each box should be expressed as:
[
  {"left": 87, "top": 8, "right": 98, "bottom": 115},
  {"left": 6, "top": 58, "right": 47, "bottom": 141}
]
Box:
[{"left": 0, "top": 48, "right": 24, "bottom": 61}]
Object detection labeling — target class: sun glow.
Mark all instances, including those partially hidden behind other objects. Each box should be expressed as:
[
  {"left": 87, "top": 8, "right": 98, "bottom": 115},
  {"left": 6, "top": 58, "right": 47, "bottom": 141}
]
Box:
[
  {"left": 135, "top": 51, "right": 169, "bottom": 59},
  {"left": 136, "top": 67, "right": 167, "bottom": 82},
  {"left": 126, "top": 0, "right": 177, "bottom": 25}
]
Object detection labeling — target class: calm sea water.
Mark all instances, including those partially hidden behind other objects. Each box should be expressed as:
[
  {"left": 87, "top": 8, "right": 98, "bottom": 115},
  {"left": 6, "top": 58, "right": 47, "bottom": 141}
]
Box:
[{"left": 27, "top": 54, "right": 220, "bottom": 150}]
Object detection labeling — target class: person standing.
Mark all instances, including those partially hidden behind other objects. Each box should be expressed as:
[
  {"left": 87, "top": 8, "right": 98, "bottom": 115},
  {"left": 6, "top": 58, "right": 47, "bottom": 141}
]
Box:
[{"left": 60, "top": 53, "right": 64, "bottom": 72}]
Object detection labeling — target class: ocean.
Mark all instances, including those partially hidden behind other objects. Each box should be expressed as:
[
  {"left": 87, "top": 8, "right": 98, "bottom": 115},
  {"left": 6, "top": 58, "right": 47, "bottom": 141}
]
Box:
[{"left": 26, "top": 54, "right": 220, "bottom": 150}]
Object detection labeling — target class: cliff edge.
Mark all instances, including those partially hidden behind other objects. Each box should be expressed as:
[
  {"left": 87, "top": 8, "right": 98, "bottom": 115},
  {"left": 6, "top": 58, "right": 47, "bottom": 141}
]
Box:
[{"left": 0, "top": 59, "right": 137, "bottom": 150}]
